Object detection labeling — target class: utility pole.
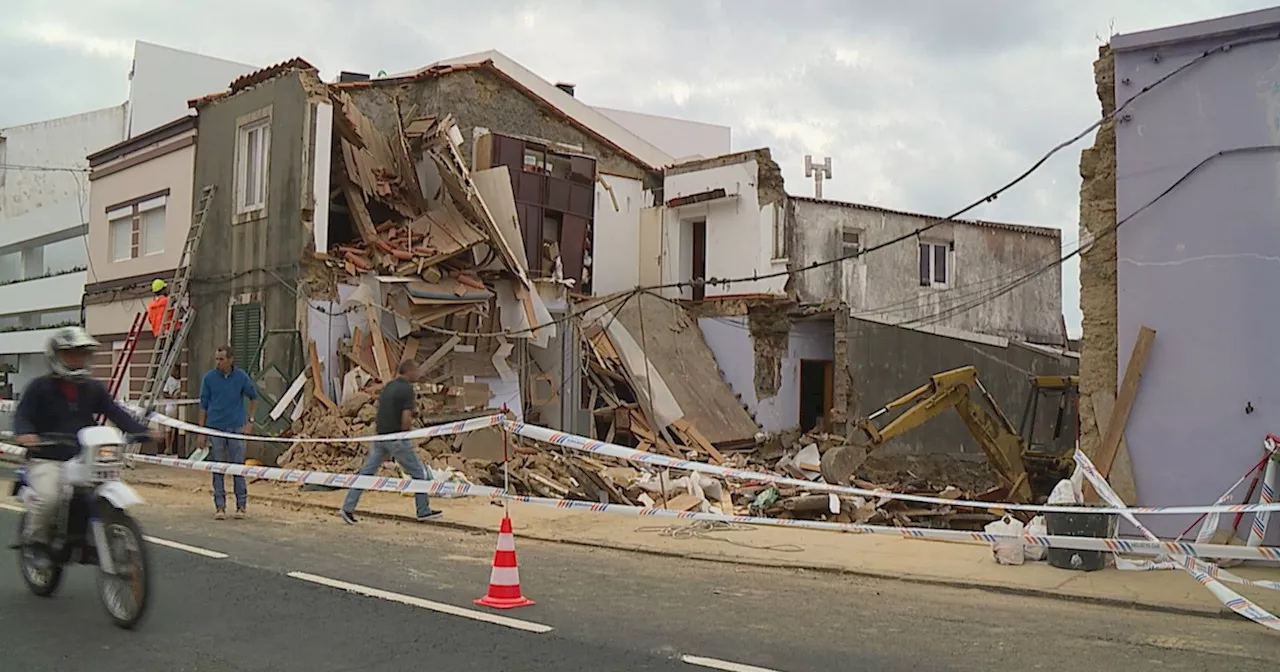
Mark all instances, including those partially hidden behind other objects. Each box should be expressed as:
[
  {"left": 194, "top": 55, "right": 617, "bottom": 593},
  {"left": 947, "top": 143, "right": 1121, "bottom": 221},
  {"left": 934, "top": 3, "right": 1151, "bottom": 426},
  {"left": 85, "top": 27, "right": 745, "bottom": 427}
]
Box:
[{"left": 804, "top": 155, "right": 832, "bottom": 199}]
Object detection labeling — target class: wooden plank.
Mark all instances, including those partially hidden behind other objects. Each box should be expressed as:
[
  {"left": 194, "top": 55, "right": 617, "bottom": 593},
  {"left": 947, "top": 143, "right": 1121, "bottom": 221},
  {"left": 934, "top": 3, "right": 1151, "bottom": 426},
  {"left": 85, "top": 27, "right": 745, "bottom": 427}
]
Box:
[
  {"left": 672, "top": 418, "right": 725, "bottom": 464},
  {"left": 1089, "top": 392, "right": 1139, "bottom": 506},
  {"left": 341, "top": 180, "right": 380, "bottom": 243},
  {"left": 401, "top": 337, "right": 420, "bottom": 364},
  {"left": 307, "top": 341, "right": 338, "bottom": 412},
  {"left": 1088, "top": 325, "right": 1155, "bottom": 502},
  {"left": 419, "top": 334, "right": 462, "bottom": 376},
  {"left": 365, "top": 304, "right": 393, "bottom": 381}
]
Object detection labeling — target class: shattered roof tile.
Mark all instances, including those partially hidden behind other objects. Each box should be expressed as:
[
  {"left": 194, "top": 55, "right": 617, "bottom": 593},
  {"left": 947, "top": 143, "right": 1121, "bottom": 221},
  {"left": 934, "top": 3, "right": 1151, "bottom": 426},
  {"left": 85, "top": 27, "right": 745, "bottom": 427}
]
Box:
[{"left": 188, "top": 56, "right": 318, "bottom": 108}]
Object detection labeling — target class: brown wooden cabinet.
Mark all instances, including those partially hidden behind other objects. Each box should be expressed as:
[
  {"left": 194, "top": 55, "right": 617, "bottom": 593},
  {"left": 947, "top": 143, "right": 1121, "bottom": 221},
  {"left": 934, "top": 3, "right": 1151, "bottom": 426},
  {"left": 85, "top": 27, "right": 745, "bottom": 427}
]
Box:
[{"left": 483, "top": 133, "right": 597, "bottom": 291}]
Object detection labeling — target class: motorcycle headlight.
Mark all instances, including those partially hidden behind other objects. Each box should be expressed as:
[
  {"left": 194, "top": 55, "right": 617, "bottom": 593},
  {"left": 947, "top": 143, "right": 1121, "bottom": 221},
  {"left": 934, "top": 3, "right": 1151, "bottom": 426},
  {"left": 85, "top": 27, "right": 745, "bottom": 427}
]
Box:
[{"left": 96, "top": 445, "right": 121, "bottom": 461}]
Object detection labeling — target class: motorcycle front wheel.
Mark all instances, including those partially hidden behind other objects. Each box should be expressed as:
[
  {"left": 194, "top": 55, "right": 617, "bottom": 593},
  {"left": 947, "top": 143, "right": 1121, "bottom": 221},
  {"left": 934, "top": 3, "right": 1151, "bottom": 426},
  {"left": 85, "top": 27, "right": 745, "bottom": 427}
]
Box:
[
  {"left": 15, "top": 512, "right": 63, "bottom": 597},
  {"left": 95, "top": 507, "right": 151, "bottom": 630}
]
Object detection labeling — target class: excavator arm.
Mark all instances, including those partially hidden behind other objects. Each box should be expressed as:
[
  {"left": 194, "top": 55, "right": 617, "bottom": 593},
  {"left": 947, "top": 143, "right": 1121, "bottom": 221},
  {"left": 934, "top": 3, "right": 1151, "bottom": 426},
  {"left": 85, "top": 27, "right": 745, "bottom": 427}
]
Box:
[{"left": 820, "top": 366, "right": 1034, "bottom": 502}]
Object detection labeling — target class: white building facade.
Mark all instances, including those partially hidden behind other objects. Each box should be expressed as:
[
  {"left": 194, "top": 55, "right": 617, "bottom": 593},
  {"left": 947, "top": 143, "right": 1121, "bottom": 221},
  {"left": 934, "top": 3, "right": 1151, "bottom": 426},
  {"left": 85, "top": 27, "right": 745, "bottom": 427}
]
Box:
[{"left": 0, "top": 41, "right": 255, "bottom": 398}]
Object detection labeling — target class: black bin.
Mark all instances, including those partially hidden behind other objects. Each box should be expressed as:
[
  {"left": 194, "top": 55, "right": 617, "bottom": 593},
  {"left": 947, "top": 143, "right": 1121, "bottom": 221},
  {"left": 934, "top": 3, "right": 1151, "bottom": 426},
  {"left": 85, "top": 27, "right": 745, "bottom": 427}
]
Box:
[{"left": 1045, "top": 508, "right": 1118, "bottom": 572}]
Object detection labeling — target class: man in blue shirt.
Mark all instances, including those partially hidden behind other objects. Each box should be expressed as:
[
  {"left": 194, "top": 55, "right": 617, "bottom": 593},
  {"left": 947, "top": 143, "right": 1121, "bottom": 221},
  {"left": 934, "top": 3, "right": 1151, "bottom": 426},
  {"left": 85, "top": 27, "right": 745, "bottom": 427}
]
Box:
[{"left": 197, "top": 346, "right": 258, "bottom": 520}]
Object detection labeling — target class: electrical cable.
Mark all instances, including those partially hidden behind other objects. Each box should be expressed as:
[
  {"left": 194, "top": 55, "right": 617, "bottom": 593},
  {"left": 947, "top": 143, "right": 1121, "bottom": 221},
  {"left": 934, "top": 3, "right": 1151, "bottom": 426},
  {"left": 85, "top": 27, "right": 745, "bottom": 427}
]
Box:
[
  {"left": 639, "top": 31, "right": 1276, "bottom": 296},
  {"left": 901, "top": 145, "right": 1280, "bottom": 329}
]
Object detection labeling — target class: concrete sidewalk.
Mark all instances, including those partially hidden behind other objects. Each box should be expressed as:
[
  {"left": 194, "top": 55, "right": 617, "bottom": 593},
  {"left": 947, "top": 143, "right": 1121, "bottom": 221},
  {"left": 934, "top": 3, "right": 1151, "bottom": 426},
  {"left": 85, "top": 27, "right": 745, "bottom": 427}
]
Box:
[{"left": 124, "top": 463, "right": 1280, "bottom": 619}]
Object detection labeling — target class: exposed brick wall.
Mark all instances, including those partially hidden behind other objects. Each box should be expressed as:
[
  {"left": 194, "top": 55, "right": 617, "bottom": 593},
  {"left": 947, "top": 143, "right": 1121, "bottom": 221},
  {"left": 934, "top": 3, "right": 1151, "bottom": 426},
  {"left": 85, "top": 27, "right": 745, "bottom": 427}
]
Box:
[{"left": 90, "top": 333, "right": 190, "bottom": 401}]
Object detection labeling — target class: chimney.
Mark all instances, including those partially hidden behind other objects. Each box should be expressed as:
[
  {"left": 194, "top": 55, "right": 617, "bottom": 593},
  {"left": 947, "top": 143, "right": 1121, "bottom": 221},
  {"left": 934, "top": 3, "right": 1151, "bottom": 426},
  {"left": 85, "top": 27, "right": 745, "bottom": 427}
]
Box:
[
  {"left": 555, "top": 82, "right": 576, "bottom": 97},
  {"left": 339, "top": 71, "right": 371, "bottom": 83}
]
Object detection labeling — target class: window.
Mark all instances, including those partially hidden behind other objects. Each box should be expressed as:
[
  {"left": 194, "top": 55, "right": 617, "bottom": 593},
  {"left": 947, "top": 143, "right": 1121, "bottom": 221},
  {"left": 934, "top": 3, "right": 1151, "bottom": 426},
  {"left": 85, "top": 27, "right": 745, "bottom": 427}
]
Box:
[
  {"left": 840, "top": 227, "right": 862, "bottom": 259},
  {"left": 0, "top": 308, "right": 81, "bottom": 332},
  {"left": 919, "top": 242, "right": 950, "bottom": 288},
  {"left": 0, "top": 354, "right": 18, "bottom": 374},
  {"left": 0, "top": 252, "right": 20, "bottom": 284},
  {"left": 38, "top": 308, "right": 81, "bottom": 327},
  {"left": 236, "top": 119, "right": 270, "bottom": 214},
  {"left": 772, "top": 210, "right": 789, "bottom": 260},
  {"left": 141, "top": 206, "right": 166, "bottom": 256},
  {"left": 107, "top": 194, "right": 166, "bottom": 261},
  {"left": 40, "top": 236, "right": 87, "bottom": 275},
  {"left": 230, "top": 302, "right": 263, "bottom": 373}
]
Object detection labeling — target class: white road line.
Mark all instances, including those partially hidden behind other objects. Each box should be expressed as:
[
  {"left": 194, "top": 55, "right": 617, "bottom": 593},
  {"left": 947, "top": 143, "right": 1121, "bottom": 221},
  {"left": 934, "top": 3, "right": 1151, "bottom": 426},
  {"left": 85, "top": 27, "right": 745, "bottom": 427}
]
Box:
[
  {"left": 681, "top": 654, "right": 784, "bottom": 672},
  {"left": 2, "top": 503, "right": 228, "bottom": 559},
  {"left": 143, "top": 536, "right": 229, "bottom": 559},
  {"left": 287, "top": 571, "right": 554, "bottom": 634}
]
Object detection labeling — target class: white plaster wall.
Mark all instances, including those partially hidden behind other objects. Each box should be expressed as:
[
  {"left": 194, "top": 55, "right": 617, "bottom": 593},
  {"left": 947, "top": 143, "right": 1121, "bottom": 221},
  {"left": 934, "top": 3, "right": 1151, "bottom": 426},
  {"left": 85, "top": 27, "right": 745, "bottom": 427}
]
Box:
[
  {"left": 594, "top": 107, "right": 731, "bottom": 161},
  {"left": 697, "top": 316, "right": 834, "bottom": 433},
  {"left": 591, "top": 174, "right": 645, "bottom": 296},
  {"left": 0, "top": 105, "right": 126, "bottom": 221},
  {"left": 662, "top": 160, "right": 787, "bottom": 299},
  {"left": 0, "top": 271, "right": 86, "bottom": 315},
  {"left": 791, "top": 198, "right": 1065, "bottom": 344},
  {"left": 86, "top": 137, "right": 196, "bottom": 283},
  {"left": 127, "top": 41, "right": 257, "bottom": 137}
]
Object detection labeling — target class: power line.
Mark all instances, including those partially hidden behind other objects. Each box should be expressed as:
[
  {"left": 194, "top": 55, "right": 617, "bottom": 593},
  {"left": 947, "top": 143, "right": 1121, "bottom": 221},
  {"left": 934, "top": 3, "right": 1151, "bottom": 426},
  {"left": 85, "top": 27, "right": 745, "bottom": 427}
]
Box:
[
  {"left": 902, "top": 145, "right": 1280, "bottom": 330},
  {"left": 643, "top": 30, "right": 1271, "bottom": 296},
  {"left": 0, "top": 163, "right": 89, "bottom": 173}
]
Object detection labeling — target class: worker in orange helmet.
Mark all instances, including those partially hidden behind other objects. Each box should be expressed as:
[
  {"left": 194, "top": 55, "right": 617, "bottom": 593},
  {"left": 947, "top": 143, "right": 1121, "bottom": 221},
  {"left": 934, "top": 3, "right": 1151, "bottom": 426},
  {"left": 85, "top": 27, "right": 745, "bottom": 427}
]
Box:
[{"left": 146, "top": 279, "right": 174, "bottom": 337}]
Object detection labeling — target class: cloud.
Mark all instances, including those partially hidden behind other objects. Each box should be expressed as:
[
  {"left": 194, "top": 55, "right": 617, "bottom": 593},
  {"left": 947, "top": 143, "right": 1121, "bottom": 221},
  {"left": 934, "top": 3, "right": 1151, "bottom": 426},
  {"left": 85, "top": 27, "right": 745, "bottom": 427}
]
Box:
[{"left": 1, "top": 0, "right": 1275, "bottom": 337}]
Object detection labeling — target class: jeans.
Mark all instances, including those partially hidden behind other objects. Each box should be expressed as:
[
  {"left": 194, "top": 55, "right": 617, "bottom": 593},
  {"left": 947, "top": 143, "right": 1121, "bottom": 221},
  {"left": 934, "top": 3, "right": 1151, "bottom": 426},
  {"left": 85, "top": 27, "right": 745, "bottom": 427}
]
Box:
[
  {"left": 23, "top": 460, "right": 64, "bottom": 543},
  {"left": 341, "top": 439, "right": 433, "bottom": 518},
  {"left": 209, "top": 436, "right": 248, "bottom": 511}
]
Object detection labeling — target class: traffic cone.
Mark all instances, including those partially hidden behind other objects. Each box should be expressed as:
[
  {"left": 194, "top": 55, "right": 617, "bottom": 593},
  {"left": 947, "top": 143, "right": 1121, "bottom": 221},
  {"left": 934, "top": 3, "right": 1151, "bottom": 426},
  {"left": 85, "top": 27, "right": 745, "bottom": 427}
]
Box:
[{"left": 474, "top": 516, "right": 534, "bottom": 609}]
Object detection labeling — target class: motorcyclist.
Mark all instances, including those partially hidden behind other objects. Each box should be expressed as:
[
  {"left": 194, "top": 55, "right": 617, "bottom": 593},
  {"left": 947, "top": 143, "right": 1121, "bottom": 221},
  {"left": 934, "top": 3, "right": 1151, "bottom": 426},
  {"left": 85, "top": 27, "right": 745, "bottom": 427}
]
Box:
[{"left": 13, "top": 327, "right": 160, "bottom": 546}]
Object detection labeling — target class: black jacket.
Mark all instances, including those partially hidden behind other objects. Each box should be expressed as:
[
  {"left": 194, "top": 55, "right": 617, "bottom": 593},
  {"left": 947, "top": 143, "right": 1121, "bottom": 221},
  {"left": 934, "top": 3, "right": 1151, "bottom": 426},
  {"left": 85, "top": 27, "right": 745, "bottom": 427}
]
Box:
[{"left": 13, "top": 376, "right": 151, "bottom": 461}]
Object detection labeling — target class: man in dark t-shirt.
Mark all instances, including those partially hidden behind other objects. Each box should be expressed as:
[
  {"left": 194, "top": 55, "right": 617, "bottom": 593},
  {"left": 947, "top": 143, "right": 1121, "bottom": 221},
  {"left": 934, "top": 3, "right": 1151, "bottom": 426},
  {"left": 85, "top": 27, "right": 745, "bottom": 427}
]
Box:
[{"left": 339, "top": 360, "right": 442, "bottom": 524}]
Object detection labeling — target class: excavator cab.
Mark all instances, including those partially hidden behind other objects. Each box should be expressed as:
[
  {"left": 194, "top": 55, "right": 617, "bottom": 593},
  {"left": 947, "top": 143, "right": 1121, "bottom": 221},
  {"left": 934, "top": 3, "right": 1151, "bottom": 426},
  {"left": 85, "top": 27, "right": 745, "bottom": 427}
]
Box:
[{"left": 1018, "top": 375, "right": 1080, "bottom": 497}]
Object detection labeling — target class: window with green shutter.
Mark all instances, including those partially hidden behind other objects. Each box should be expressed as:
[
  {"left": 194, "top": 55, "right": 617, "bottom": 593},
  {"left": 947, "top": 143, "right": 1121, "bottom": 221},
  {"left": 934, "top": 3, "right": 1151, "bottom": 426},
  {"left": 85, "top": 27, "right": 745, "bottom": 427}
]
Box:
[{"left": 229, "top": 302, "right": 262, "bottom": 373}]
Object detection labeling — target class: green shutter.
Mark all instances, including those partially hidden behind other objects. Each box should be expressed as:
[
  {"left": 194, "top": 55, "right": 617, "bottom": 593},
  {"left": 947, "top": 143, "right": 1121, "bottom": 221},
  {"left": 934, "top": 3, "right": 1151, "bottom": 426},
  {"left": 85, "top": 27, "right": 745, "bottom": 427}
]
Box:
[{"left": 230, "top": 302, "right": 262, "bottom": 373}]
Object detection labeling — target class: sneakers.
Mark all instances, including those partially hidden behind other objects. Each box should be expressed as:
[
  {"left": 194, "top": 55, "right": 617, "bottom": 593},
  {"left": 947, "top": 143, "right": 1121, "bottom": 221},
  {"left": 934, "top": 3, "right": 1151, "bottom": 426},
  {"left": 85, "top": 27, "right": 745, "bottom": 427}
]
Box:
[
  {"left": 234, "top": 508, "right": 246, "bottom": 520},
  {"left": 214, "top": 509, "right": 226, "bottom": 521},
  {"left": 339, "top": 509, "right": 358, "bottom": 525},
  {"left": 416, "top": 510, "right": 443, "bottom": 522}
]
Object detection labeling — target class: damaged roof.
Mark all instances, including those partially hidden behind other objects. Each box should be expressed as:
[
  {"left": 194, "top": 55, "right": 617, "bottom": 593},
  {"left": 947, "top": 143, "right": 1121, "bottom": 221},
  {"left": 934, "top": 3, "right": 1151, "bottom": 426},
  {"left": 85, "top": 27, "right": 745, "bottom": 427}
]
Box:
[
  {"left": 334, "top": 49, "right": 674, "bottom": 171},
  {"left": 188, "top": 57, "right": 318, "bottom": 108},
  {"left": 790, "top": 195, "right": 1061, "bottom": 239}
]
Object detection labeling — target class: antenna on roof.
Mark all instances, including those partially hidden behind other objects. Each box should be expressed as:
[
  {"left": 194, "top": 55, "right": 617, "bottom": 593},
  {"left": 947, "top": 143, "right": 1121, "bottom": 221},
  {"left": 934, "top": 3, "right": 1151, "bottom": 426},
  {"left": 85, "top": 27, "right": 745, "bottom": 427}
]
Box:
[{"left": 804, "top": 155, "right": 832, "bottom": 199}]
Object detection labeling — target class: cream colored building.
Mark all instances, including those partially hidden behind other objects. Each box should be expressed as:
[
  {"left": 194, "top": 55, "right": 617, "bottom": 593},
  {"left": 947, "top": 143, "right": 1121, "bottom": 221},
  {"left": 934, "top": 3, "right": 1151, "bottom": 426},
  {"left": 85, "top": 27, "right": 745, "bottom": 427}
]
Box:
[{"left": 83, "top": 115, "right": 197, "bottom": 400}]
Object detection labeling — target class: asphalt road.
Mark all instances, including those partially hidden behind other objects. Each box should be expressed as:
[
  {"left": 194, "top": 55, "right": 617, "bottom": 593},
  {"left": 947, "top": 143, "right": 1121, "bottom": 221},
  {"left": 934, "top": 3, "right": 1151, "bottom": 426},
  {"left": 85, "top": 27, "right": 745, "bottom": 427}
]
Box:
[{"left": 0, "top": 477, "right": 1277, "bottom": 671}]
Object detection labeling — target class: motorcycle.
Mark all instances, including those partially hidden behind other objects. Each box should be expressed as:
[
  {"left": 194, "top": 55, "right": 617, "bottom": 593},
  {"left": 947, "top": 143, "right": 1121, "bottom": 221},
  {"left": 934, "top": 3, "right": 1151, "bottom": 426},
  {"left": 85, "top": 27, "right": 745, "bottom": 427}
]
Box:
[{"left": 9, "top": 426, "right": 152, "bottom": 629}]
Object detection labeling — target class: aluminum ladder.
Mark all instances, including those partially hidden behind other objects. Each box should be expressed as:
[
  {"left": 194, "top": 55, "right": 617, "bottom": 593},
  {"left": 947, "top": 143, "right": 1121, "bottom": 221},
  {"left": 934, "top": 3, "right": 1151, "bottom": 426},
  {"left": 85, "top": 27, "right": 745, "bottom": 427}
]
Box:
[{"left": 137, "top": 184, "right": 214, "bottom": 408}]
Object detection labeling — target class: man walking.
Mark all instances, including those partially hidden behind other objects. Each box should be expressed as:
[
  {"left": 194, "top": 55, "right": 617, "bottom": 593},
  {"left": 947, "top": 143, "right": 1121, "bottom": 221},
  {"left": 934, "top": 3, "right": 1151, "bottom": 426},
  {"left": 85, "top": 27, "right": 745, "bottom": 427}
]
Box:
[
  {"left": 340, "top": 360, "right": 441, "bottom": 524},
  {"left": 197, "top": 346, "right": 258, "bottom": 520}
]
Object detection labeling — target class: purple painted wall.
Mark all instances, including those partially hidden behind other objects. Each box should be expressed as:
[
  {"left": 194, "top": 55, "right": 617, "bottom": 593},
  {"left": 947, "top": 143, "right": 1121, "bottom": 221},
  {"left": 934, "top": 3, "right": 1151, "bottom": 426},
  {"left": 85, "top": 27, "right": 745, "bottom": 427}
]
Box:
[{"left": 1113, "top": 19, "right": 1280, "bottom": 540}]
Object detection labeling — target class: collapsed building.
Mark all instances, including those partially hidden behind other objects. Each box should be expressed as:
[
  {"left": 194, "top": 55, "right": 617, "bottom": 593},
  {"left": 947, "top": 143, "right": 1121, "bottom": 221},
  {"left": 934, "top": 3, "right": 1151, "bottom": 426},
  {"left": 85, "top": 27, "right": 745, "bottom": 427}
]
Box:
[{"left": 180, "top": 51, "right": 1079, "bottom": 530}]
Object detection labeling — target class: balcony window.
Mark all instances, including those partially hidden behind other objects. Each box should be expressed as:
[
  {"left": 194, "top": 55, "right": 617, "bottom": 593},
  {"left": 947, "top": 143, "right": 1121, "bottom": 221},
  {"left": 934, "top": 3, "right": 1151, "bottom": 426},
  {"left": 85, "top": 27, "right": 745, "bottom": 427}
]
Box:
[
  {"left": 107, "top": 194, "right": 166, "bottom": 262},
  {"left": 0, "top": 252, "right": 20, "bottom": 284},
  {"left": 40, "top": 237, "right": 87, "bottom": 276}
]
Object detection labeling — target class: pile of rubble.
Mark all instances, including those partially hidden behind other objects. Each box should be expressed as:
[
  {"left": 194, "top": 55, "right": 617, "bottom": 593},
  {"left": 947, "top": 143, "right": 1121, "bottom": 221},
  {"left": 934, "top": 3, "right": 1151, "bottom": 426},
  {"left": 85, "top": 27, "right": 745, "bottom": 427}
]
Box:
[{"left": 271, "top": 88, "right": 1005, "bottom": 530}]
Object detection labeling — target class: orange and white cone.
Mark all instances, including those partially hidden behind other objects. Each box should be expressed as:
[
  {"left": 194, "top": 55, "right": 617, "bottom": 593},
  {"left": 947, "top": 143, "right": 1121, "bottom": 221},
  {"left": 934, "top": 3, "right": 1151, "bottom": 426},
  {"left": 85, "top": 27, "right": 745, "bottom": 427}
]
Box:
[{"left": 474, "top": 516, "right": 535, "bottom": 609}]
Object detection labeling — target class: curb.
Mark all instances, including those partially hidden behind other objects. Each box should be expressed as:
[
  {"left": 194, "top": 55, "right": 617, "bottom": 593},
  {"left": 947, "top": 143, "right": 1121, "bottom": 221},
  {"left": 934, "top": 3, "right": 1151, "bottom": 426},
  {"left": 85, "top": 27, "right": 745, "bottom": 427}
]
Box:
[{"left": 127, "top": 477, "right": 1240, "bottom": 622}]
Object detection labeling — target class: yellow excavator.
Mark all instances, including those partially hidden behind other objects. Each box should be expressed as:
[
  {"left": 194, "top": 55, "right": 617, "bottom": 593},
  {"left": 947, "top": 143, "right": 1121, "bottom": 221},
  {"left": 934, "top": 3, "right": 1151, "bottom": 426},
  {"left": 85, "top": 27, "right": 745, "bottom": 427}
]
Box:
[{"left": 819, "top": 366, "right": 1079, "bottom": 503}]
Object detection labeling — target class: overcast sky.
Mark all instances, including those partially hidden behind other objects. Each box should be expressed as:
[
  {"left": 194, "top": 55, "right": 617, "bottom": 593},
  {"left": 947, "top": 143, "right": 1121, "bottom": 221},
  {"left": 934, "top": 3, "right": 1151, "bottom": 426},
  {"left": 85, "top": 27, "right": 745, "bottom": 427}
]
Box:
[{"left": 2, "top": 1, "right": 1274, "bottom": 337}]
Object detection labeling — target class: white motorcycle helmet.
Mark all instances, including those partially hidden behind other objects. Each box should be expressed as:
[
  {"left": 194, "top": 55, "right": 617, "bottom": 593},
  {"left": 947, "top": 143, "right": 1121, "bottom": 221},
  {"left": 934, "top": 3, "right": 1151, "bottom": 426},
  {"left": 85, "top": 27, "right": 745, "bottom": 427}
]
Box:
[{"left": 46, "top": 326, "right": 100, "bottom": 379}]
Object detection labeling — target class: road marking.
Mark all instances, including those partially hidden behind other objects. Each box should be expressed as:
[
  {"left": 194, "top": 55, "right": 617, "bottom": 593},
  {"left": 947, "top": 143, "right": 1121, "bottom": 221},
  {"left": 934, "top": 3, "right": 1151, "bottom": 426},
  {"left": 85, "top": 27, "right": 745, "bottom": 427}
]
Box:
[
  {"left": 143, "top": 536, "right": 229, "bottom": 559},
  {"left": 287, "top": 571, "right": 554, "bottom": 634},
  {"left": 681, "top": 655, "right": 783, "bottom": 672},
  {"left": 2, "top": 503, "right": 228, "bottom": 559}
]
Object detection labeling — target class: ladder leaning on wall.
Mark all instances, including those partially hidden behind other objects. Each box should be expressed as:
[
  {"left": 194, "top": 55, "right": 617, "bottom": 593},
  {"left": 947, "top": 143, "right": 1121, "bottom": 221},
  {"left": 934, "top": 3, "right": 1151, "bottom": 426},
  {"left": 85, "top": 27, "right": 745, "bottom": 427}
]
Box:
[{"left": 107, "top": 185, "right": 214, "bottom": 457}]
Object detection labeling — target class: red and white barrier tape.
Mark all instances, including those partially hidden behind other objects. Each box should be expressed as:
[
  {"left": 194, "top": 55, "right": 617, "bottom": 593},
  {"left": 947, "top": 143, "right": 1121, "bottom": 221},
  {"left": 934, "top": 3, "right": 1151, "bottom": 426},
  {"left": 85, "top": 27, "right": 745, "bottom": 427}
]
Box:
[
  {"left": 1074, "top": 449, "right": 1280, "bottom": 631},
  {"left": 3, "top": 441, "right": 1280, "bottom": 564},
  {"left": 504, "top": 421, "right": 1280, "bottom": 517}
]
